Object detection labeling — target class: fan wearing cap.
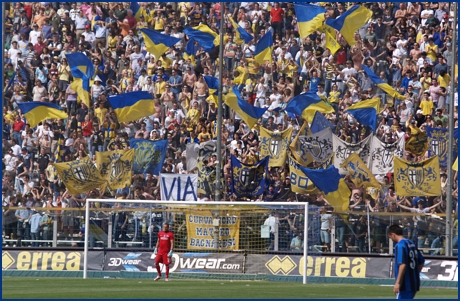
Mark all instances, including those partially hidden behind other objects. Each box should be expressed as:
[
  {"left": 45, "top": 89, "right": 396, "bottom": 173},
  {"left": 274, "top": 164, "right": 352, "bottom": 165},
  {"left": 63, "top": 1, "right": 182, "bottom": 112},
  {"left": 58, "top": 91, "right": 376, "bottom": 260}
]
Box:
[{"left": 414, "top": 109, "right": 426, "bottom": 127}]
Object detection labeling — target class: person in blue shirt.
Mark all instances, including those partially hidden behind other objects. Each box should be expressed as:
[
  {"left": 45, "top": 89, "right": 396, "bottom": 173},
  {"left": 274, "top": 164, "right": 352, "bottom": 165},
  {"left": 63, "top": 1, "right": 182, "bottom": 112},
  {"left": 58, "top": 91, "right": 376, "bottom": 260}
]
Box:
[{"left": 388, "top": 224, "right": 425, "bottom": 299}]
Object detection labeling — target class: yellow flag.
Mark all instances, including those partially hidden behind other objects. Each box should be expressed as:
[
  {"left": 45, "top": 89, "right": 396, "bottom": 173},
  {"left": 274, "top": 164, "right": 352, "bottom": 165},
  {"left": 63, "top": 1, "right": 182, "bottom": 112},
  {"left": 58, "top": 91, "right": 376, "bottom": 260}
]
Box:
[
  {"left": 453, "top": 157, "right": 458, "bottom": 171},
  {"left": 288, "top": 156, "right": 318, "bottom": 194},
  {"left": 394, "top": 156, "right": 441, "bottom": 197},
  {"left": 405, "top": 126, "right": 429, "bottom": 156},
  {"left": 341, "top": 153, "right": 380, "bottom": 189},
  {"left": 259, "top": 127, "right": 293, "bottom": 167},
  {"left": 320, "top": 25, "right": 341, "bottom": 55},
  {"left": 54, "top": 157, "right": 106, "bottom": 196},
  {"left": 96, "top": 149, "right": 134, "bottom": 190}
]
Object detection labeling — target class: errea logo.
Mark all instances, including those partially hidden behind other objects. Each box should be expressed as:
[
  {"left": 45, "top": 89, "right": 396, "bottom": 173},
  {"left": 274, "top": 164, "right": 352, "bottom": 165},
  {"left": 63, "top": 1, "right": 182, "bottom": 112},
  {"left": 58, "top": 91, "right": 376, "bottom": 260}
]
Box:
[
  {"left": 2, "top": 252, "right": 15, "bottom": 270},
  {"left": 265, "top": 255, "right": 297, "bottom": 275}
]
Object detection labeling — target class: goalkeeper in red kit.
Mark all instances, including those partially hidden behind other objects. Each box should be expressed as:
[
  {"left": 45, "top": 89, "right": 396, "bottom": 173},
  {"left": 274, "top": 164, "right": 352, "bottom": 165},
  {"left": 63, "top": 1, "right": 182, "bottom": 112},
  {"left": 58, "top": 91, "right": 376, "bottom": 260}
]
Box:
[{"left": 154, "top": 222, "right": 174, "bottom": 282}]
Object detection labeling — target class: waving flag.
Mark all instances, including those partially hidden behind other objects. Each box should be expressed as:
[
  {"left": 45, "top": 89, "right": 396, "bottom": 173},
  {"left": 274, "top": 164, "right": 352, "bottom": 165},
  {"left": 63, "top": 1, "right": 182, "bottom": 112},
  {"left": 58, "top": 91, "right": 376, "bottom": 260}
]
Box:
[
  {"left": 140, "top": 28, "right": 181, "bottom": 59},
  {"left": 228, "top": 14, "right": 253, "bottom": 45},
  {"left": 231, "top": 155, "right": 268, "bottom": 198},
  {"left": 405, "top": 125, "right": 429, "bottom": 156},
  {"left": 362, "top": 66, "right": 406, "bottom": 100},
  {"left": 333, "top": 134, "right": 372, "bottom": 175},
  {"left": 346, "top": 98, "right": 381, "bottom": 132},
  {"left": 341, "top": 153, "right": 380, "bottom": 189},
  {"left": 17, "top": 102, "right": 68, "bottom": 128},
  {"left": 320, "top": 25, "right": 341, "bottom": 55},
  {"left": 311, "top": 111, "right": 335, "bottom": 134},
  {"left": 54, "top": 157, "right": 106, "bottom": 196},
  {"left": 184, "top": 39, "right": 196, "bottom": 66},
  {"left": 130, "top": 2, "right": 149, "bottom": 21},
  {"left": 325, "top": 5, "right": 372, "bottom": 46},
  {"left": 284, "top": 92, "right": 334, "bottom": 123},
  {"left": 299, "top": 165, "right": 351, "bottom": 212},
  {"left": 254, "top": 30, "right": 273, "bottom": 64},
  {"left": 107, "top": 91, "right": 156, "bottom": 123},
  {"left": 183, "top": 24, "right": 219, "bottom": 51},
  {"left": 96, "top": 149, "right": 134, "bottom": 190},
  {"left": 67, "top": 52, "right": 94, "bottom": 107},
  {"left": 294, "top": 3, "right": 326, "bottom": 38},
  {"left": 224, "top": 86, "right": 267, "bottom": 129},
  {"left": 130, "top": 139, "right": 167, "bottom": 175}
]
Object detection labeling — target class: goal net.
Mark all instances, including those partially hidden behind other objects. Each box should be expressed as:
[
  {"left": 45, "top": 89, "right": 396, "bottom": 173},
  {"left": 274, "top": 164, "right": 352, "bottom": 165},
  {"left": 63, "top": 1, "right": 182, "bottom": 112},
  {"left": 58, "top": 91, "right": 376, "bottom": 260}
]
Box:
[{"left": 83, "top": 200, "right": 319, "bottom": 281}]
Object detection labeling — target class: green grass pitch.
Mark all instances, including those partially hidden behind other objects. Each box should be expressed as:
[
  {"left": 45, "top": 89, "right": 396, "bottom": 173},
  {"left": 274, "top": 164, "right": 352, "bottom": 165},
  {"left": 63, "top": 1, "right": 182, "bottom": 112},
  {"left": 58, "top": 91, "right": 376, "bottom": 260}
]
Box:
[{"left": 1, "top": 277, "right": 458, "bottom": 299}]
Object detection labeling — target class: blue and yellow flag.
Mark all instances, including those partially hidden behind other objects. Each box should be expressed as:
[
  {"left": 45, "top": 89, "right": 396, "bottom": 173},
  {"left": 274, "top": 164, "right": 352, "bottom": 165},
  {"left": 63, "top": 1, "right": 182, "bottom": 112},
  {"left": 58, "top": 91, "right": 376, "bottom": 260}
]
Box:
[
  {"left": 53, "top": 156, "right": 106, "bottom": 196},
  {"left": 325, "top": 5, "right": 372, "bottom": 46},
  {"left": 107, "top": 91, "right": 156, "bottom": 123},
  {"left": 346, "top": 98, "right": 380, "bottom": 132},
  {"left": 228, "top": 14, "right": 253, "bottom": 45},
  {"left": 140, "top": 28, "right": 181, "bottom": 59},
  {"left": 130, "top": 139, "right": 167, "bottom": 176},
  {"left": 67, "top": 52, "right": 94, "bottom": 107},
  {"left": 183, "top": 24, "right": 219, "bottom": 52},
  {"left": 55, "top": 138, "right": 69, "bottom": 163},
  {"left": 405, "top": 125, "right": 429, "bottom": 156},
  {"left": 290, "top": 121, "right": 313, "bottom": 166},
  {"left": 231, "top": 155, "right": 268, "bottom": 198},
  {"left": 130, "top": 2, "right": 149, "bottom": 21},
  {"left": 4, "top": 71, "right": 16, "bottom": 92},
  {"left": 453, "top": 157, "right": 458, "bottom": 171},
  {"left": 204, "top": 75, "right": 219, "bottom": 105},
  {"left": 288, "top": 156, "right": 318, "bottom": 194},
  {"left": 259, "top": 127, "right": 292, "bottom": 167},
  {"left": 224, "top": 86, "right": 267, "bottom": 129},
  {"left": 284, "top": 92, "right": 334, "bottom": 123},
  {"left": 299, "top": 165, "right": 351, "bottom": 212},
  {"left": 184, "top": 39, "right": 196, "bottom": 66},
  {"left": 96, "top": 149, "right": 134, "bottom": 190},
  {"left": 294, "top": 3, "right": 326, "bottom": 38},
  {"left": 362, "top": 66, "right": 406, "bottom": 100},
  {"left": 254, "top": 30, "right": 273, "bottom": 64},
  {"left": 341, "top": 153, "right": 380, "bottom": 189},
  {"left": 320, "top": 25, "right": 341, "bottom": 55},
  {"left": 311, "top": 111, "right": 335, "bottom": 134},
  {"left": 426, "top": 127, "right": 449, "bottom": 168},
  {"left": 394, "top": 156, "right": 441, "bottom": 197},
  {"left": 17, "top": 102, "right": 68, "bottom": 128}
]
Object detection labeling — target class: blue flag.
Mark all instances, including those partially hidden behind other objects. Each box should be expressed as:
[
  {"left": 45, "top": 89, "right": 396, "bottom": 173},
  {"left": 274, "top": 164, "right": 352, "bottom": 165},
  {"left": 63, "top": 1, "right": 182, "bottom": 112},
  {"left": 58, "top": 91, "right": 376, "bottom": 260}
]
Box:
[
  {"left": 231, "top": 155, "right": 268, "bottom": 198},
  {"left": 426, "top": 127, "right": 450, "bottom": 168},
  {"left": 310, "top": 111, "right": 335, "bottom": 134},
  {"left": 130, "top": 139, "right": 168, "bottom": 175}
]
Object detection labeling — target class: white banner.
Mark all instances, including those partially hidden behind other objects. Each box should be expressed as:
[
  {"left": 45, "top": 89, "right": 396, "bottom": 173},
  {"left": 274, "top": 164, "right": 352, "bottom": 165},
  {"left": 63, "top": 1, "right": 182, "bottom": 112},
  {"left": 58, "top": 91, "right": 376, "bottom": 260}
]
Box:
[
  {"left": 368, "top": 136, "right": 405, "bottom": 175},
  {"left": 298, "top": 127, "right": 334, "bottom": 163},
  {"left": 186, "top": 143, "right": 199, "bottom": 171},
  {"left": 160, "top": 173, "right": 198, "bottom": 201},
  {"left": 332, "top": 134, "right": 372, "bottom": 175}
]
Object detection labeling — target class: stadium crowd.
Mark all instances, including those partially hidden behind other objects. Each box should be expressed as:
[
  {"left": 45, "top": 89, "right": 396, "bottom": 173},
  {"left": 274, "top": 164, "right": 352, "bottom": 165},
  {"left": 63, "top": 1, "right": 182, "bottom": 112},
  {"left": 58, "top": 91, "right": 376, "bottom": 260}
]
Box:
[{"left": 2, "top": 2, "right": 458, "bottom": 254}]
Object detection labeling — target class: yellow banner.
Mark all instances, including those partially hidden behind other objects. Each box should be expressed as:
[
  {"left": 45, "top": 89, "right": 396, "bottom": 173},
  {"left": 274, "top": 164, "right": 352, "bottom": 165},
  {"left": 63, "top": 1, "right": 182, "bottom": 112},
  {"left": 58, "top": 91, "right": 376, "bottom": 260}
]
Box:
[
  {"left": 186, "top": 210, "right": 240, "bottom": 251},
  {"left": 341, "top": 153, "right": 380, "bottom": 189},
  {"left": 394, "top": 156, "right": 441, "bottom": 196},
  {"left": 260, "top": 127, "right": 292, "bottom": 167},
  {"left": 288, "top": 156, "right": 318, "bottom": 194},
  {"left": 405, "top": 126, "right": 429, "bottom": 156},
  {"left": 54, "top": 157, "right": 106, "bottom": 196},
  {"left": 96, "top": 149, "right": 134, "bottom": 190}
]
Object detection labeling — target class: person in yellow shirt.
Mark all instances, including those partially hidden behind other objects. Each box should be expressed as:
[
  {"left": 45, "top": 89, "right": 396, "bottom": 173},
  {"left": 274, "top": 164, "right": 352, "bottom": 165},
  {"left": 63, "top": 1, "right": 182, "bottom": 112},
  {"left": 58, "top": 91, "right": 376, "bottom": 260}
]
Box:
[
  {"left": 437, "top": 70, "right": 451, "bottom": 89},
  {"left": 154, "top": 77, "right": 166, "bottom": 98},
  {"left": 160, "top": 53, "right": 173, "bottom": 74},
  {"left": 186, "top": 101, "right": 201, "bottom": 129},
  {"left": 95, "top": 102, "right": 108, "bottom": 125},
  {"left": 285, "top": 59, "right": 298, "bottom": 78},
  {"left": 425, "top": 38, "right": 438, "bottom": 62},
  {"left": 233, "top": 61, "right": 248, "bottom": 86},
  {"left": 152, "top": 14, "right": 165, "bottom": 31},
  {"left": 420, "top": 71, "right": 432, "bottom": 91},
  {"left": 419, "top": 91, "right": 434, "bottom": 116},
  {"left": 328, "top": 84, "right": 341, "bottom": 114}
]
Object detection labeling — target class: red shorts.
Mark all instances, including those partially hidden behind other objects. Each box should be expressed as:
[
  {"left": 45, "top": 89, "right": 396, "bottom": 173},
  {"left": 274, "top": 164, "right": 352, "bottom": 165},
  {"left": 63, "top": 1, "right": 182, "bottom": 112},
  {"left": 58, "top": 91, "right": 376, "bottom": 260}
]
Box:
[{"left": 155, "top": 253, "right": 170, "bottom": 265}]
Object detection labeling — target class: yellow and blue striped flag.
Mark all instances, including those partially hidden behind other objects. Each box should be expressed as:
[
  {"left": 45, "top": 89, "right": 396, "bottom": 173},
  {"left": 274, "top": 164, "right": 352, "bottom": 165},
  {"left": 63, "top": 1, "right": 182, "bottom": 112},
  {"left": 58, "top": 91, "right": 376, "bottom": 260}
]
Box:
[
  {"left": 362, "top": 66, "right": 406, "bottom": 100},
  {"left": 17, "top": 102, "right": 68, "bottom": 128},
  {"left": 284, "top": 92, "right": 334, "bottom": 123},
  {"left": 183, "top": 24, "right": 219, "bottom": 52},
  {"left": 325, "top": 5, "right": 372, "bottom": 46},
  {"left": 299, "top": 164, "right": 351, "bottom": 212},
  {"left": 140, "top": 28, "right": 181, "bottom": 59},
  {"left": 228, "top": 14, "right": 253, "bottom": 45},
  {"left": 294, "top": 3, "right": 326, "bottom": 38},
  {"left": 67, "top": 52, "right": 94, "bottom": 107},
  {"left": 107, "top": 91, "right": 156, "bottom": 123},
  {"left": 254, "top": 30, "right": 273, "bottom": 64},
  {"left": 130, "top": 2, "right": 149, "bottom": 21},
  {"left": 346, "top": 98, "right": 381, "bottom": 132},
  {"left": 224, "top": 86, "right": 268, "bottom": 129}
]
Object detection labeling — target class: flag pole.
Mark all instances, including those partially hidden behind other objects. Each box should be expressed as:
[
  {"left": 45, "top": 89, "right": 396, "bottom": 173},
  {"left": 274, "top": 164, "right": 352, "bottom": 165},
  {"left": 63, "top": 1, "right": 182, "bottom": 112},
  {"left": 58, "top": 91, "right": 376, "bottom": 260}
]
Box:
[
  {"left": 2, "top": 3, "right": 6, "bottom": 120},
  {"left": 215, "top": 2, "right": 225, "bottom": 202},
  {"left": 445, "top": 2, "right": 457, "bottom": 257}
]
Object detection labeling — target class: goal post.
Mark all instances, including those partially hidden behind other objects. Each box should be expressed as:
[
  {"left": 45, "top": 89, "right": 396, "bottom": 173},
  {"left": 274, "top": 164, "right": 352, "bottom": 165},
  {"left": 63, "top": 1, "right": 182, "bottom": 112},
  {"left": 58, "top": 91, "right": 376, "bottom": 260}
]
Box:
[{"left": 83, "top": 200, "right": 311, "bottom": 283}]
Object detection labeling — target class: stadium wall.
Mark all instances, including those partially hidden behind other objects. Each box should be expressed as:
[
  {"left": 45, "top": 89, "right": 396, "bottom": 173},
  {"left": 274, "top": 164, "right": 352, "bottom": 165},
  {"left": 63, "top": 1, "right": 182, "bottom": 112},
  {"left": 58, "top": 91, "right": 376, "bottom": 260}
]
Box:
[{"left": 2, "top": 249, "right": 458, "bottom": 286}]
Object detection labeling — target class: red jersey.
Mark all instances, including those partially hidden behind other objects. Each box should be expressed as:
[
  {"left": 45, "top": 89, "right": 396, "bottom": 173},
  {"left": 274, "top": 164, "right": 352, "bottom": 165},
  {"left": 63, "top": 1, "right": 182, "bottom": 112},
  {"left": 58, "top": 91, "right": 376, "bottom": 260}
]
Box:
[
  {"left": 157, "top": 231, "right": 174, "bottom": 254},
  {"left": 270, "top": 8, "right": 284, "bottom": 23}
]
